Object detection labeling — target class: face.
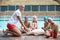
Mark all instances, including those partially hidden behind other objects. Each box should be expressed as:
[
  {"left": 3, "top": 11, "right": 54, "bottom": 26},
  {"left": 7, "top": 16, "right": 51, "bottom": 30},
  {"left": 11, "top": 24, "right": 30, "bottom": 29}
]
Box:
[
  {"left": 48, "top": 19, "right": 52, "bottom": 23},
  {"left": 19, "top": 5, "right": 25, "bottom": 11},
  {"left": 33, "top": 18, "right": 36, "bottom": 22},
  {"left": 25, "top": 18, "right": 28, "bottom": 22},
  {"left": 44, "top": 20, "right": 48, "bottom": 23}
]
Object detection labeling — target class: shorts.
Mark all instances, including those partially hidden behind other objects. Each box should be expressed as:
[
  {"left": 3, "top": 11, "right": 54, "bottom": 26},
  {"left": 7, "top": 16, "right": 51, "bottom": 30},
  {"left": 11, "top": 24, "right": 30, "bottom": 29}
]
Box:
[
  {"left": 7, "top": 23, "right": 16, "bottom": 30},
  {"left": 48, "top": 30, "right": 57, "bottom": 38}
]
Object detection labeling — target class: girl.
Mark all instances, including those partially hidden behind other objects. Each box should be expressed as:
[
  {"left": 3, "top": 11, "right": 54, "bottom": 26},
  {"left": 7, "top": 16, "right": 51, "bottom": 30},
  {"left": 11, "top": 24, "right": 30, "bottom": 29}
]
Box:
[{"left": 31, "top": 15, "right": 38, "bottom": 30}]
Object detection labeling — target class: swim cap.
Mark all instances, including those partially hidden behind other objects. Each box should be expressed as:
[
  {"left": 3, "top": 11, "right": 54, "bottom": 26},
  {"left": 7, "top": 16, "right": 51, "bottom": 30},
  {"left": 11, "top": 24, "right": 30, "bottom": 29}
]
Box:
[
  {"left": 44, "top": 16, "right": 48, "bottom": 20},
  {"left": 32, "top": 15, "right": 37, "bottom": 21},
  {"left": 48, "top": 18, "right": 53, "bottom": 21},
  {"left": 25, "top": 16, "right": 28, "bottom": 19},
  {"left": 33, "top": 15, "right": 37, "bottom": 19}
]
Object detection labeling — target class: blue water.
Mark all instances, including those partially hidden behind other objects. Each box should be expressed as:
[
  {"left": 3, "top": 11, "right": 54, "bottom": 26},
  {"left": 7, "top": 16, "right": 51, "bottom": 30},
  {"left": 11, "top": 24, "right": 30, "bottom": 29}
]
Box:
[
  {"left": 0, "top": 16, "right": 60, "bottom": 31},
  {"left": 0, "top": 20, "right": 60, "bottom": 30}
]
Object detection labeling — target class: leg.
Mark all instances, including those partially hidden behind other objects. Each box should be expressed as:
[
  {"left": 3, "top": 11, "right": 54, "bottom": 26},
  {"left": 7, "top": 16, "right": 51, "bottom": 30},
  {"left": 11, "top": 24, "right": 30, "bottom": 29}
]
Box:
[
  {"left": 45, "top": 30, "right": 50, "bottom": 36},
  {"left": 5, "top": 27, "right": 21, "bottom": 37},
  {"left": 3, "top": 29, "right": 18, "bottom": 36},
  {"left": 7, "top": 23, "right": 21, "bottom": 37},
  {"left": 5, "top": 30, "right": 18, "bottom": 36},
  {"left": 10, "top": 27, "right": 21, "bottom": 37}
]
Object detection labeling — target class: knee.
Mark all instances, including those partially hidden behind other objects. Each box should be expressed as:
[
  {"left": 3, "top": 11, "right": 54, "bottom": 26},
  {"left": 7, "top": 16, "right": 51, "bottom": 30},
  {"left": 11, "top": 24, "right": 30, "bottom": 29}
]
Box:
[
  {"left": 16, "top": 32, "right": 22, "bottom": 37},
  {"left": 16, "top": 33, "right": 21, "bottom": 37}
]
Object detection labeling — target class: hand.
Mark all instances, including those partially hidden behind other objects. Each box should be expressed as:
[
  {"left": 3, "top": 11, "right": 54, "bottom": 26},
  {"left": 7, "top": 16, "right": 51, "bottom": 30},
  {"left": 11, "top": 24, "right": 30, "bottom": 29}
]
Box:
[
  {"left": 32, "top": 27, "right": 35, "bottom": 30},
  {"left": 25, "top": 27, "right": 30, "bottom": 32}
]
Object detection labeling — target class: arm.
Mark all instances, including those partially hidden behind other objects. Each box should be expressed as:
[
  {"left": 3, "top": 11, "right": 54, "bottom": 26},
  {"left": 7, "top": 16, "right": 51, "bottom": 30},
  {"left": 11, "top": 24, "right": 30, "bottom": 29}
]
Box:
[
  {"left": 29, "top": 22, "right": 31, "bottom": 28},
  {"left": 42, "top": 23, "right": 46, "bottom": 31},
  {"left": 46, "top": 23, "right": 51, "bottom": 29},
  {"left": 51, "top": 28, "right": 54, "bottom": 37},
  {"left": 52, "top": 25, "right": 58, "bottom": 37},
  {"left": 17, "top": 16, "right": 28, "bottom": 30},
  {"left": 42, "top": 23, "right": 46, "bottom": 29},
  {"left": 30, "top": 23, "right": 35, "bottom": 30},
  {"left": 35, "top": 23, "right": 38, "bottom": 29},
  {"left": 51, "top": 25, "right": 56, "bottom": 37}
]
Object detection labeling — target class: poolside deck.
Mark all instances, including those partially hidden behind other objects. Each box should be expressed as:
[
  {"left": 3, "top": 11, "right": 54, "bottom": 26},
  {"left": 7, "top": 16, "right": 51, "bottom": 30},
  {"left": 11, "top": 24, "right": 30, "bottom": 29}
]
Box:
[
  {"left": 0, "top": 11, "right": 60, "bottom": 16},
  {"left": 0, "top": 31, "right": 60, "bottom": 40}
]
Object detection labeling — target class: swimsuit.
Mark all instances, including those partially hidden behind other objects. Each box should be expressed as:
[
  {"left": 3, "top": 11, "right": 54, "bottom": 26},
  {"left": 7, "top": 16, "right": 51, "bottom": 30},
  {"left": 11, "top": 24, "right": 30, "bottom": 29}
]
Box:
[{"left": 7, "top": 23, "right": 16, "bottom": 30}]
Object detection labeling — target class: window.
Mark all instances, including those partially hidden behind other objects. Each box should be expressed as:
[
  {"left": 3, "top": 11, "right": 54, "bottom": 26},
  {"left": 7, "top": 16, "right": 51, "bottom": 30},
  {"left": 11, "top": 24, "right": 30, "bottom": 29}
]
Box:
[
  {"left": 32, "top": 5, "right": 39, "bottom": 11},
  {"left": 40, "top": 5, "right": 46, "bottom": 11},
  {"left": 1, "top": 6, "right": 7, "bottom": 11},
  {"left": 48, "top": 5, "right": 55, "bottom": 11},
  {"left": 16, "top": 5, "right": 19, "bottom": 10},
  {"left": 9, "top": 6, "right": 15, "bottom": 11},
  {"left": 24, "top": 5, "right": 31, "bottom": 11},
  {"left": 0, "top": 6, "right": 1, "bottom": 11},
  {"left": 56, "top": 5, "right": 60, "bottom": 11}
]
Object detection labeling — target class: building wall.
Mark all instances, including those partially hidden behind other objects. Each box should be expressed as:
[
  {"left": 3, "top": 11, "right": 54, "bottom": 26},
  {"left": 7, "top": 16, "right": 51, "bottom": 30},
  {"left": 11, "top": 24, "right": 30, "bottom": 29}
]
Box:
[
  {"left": 54, "top": 0, "right": 60, "bottom": 4},
  {"left": 0, "top": 5, "right": 60, "bottom": 16},
  {"left": 0, "top": 11, "right": 60, "bottom": 16},
  {"left": 0, "top": 0, "right": 59, "bottom": 5}
]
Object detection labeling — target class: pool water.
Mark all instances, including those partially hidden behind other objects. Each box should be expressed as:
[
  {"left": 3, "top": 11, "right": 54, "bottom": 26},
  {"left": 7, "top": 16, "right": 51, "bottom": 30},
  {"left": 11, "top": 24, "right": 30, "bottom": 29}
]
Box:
[
  {"left": 0, "top": 20, "right": 60, "bottom": 31},
  {"left": 0, "top": 16, "right": 60, "bottom": 31}
]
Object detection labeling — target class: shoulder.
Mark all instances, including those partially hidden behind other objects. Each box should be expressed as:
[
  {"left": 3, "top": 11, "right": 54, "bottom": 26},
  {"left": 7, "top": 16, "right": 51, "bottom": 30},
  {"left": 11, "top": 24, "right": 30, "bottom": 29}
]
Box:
[
  {"left": 14, "top": 9, "right": 21, "bottom": 14},
  {"left": 54, "top": 23, "right": 58, "bottom": 27}
]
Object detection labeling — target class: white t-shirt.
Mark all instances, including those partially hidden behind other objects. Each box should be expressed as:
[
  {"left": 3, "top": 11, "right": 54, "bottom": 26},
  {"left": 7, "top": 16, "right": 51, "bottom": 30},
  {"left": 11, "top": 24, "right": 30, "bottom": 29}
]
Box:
[{"left": 9, "top": 9, "right": 21, "bottom": 25}]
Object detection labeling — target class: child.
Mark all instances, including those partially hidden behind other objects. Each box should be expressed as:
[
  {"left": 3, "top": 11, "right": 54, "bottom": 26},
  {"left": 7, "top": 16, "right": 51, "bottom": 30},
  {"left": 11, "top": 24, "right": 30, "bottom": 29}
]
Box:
[
  {"left": 26, "top": 16, "right": 45, "bottom": 35},
  {"left": 42, "top": 16, "right": 51, "bottom": 32},
  {"left": 46, "top": 18, "right": 58, "bottom": 38},
  {"left": 20, "top": 16, "right": 31, "bottom": 33},
  {"left": 31, "top": 15, "right": 38, "bottom": 30}
]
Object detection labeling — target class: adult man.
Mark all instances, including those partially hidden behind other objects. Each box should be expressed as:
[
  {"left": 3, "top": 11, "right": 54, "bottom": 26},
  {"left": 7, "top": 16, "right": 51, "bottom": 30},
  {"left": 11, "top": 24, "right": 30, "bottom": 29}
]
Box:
[{"left": 4, "top": 5, "right": 28, "bottom": 37}]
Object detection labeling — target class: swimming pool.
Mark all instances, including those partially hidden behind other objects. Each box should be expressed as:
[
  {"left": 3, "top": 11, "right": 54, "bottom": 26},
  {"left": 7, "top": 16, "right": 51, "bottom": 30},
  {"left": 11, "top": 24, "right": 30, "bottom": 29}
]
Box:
[{"left": 0, "top": 16, "right": 60, "bottom": 31}]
